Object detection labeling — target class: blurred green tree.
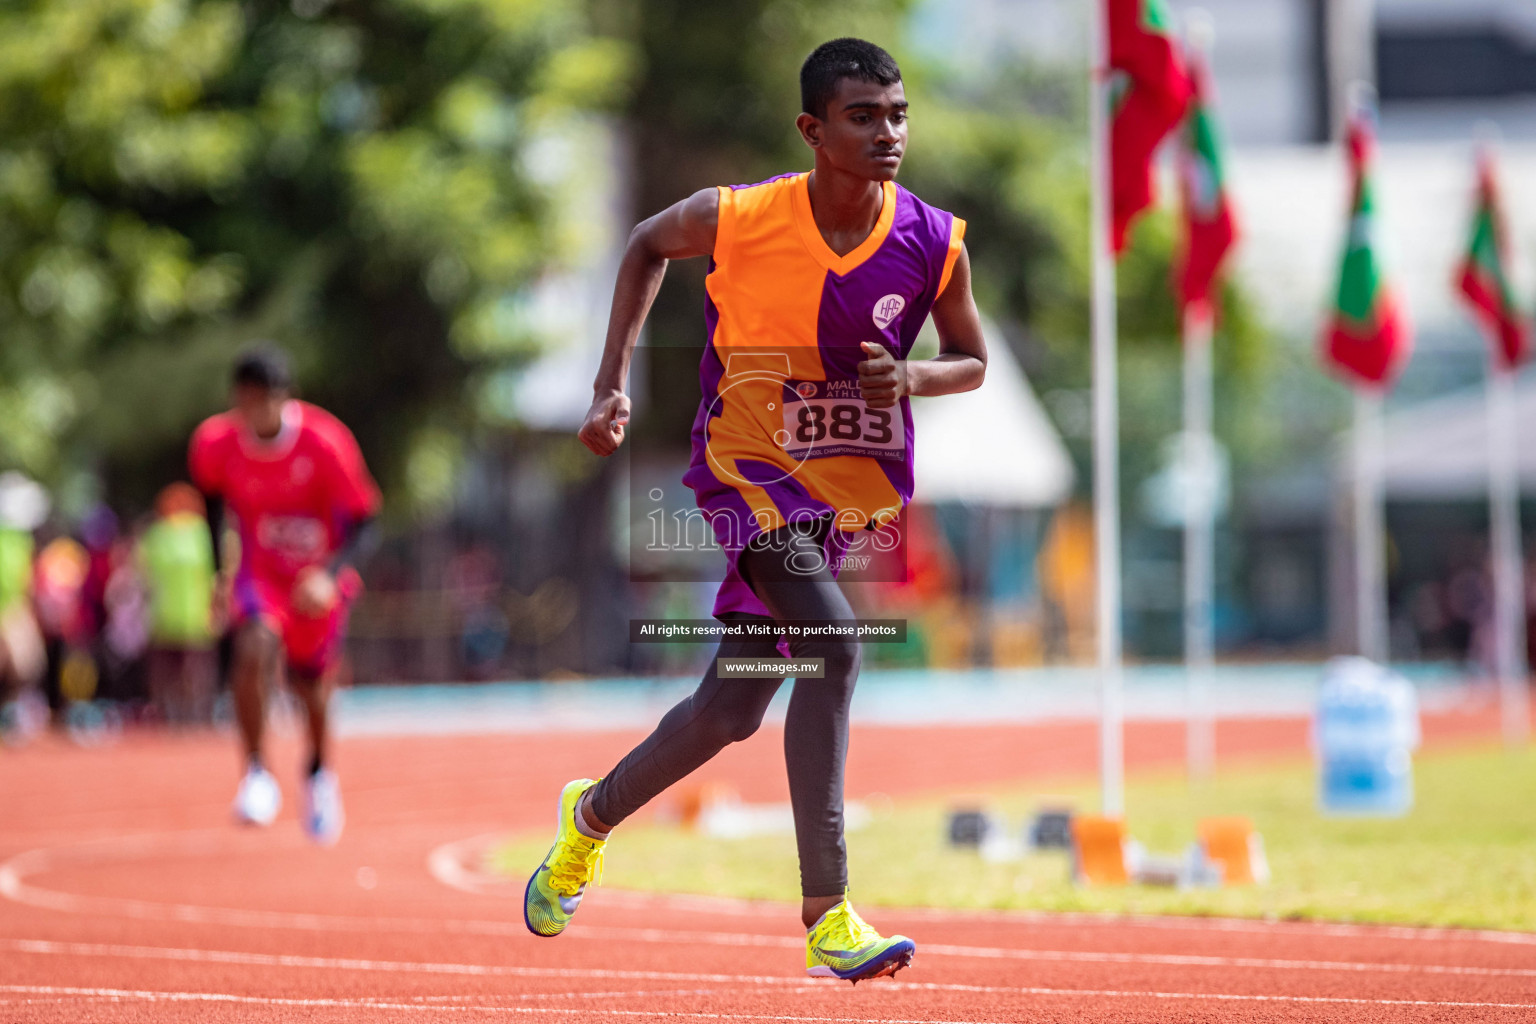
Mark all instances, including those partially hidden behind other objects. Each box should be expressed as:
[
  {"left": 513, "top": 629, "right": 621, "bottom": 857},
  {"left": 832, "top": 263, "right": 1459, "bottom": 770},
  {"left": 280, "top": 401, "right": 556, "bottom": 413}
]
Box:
[{"left": 0, "top": 0, "right": 634, "bottom": 513}]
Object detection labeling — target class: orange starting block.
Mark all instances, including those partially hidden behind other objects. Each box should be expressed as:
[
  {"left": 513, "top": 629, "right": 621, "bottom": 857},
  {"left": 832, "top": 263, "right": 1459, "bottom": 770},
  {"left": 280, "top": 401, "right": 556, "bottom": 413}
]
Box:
[
  {"left": 1196, "top": 816, "right": 1270, "bottom": 886},
  {"left": 1069, "top": 815, "right": 1130, "bottom": 885}
]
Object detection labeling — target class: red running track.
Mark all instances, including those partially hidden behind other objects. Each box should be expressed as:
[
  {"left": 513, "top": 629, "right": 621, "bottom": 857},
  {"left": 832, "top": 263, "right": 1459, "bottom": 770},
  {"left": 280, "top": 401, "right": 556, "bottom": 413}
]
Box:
[{"left": 2, "top": 703, "right": 1533, "bottom": 1023}]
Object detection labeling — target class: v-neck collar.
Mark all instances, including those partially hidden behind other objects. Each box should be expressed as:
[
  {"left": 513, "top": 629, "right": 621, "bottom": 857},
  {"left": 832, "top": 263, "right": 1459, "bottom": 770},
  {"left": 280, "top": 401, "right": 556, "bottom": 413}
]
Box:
[
  {"left": 790, "top": 173, "right": 897, "bottom": 277},
  {"left": 238, "top": 400, "right": 302, "bottom": 460}
]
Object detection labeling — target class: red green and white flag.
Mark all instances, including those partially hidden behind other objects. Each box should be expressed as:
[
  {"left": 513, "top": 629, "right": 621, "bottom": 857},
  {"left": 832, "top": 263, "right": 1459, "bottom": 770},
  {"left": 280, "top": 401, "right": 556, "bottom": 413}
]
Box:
[
  {"left": 1321, "top": 105, "right": 1412, "bottom": 387},
  {"left": 1456, "top": 150, "right": 1531, "bottom": 370},
  {"left": 1107, "top": 0, "right": 1192, "bottom": 254},
  {"left": 1174, "top": 48, "right": 1237, "bottom": 318}
]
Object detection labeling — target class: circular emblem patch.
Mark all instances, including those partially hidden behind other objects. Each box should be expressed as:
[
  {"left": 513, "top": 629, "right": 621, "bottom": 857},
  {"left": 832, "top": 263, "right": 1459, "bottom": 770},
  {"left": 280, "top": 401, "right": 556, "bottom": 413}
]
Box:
[{"left": 872, "top": 294, "right": 906, "bottom": 330}]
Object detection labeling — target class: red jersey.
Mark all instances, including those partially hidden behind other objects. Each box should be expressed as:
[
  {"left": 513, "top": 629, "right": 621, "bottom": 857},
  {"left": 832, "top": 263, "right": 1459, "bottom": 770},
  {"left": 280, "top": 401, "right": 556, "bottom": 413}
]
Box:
[{"left": 189, "top": 401, "right": 381, "bottom": 587}]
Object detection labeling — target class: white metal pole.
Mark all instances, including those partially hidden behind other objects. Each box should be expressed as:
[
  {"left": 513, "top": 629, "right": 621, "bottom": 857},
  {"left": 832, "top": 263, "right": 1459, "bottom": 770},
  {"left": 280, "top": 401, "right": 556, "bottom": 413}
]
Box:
[
  {"left": 1183, "top": 306, "right": 1216, "bottom": 779},
  {"left": 1488, "top": 365, "right": 1530, "bottom": 744},
  {"left": 1181, "top": 10, "right": 1218, "bottom": 781},
  {"left": 1353, "top": 388, "right": 1387, "bottom": 662},
  {"left": 1088, "top": 0, "right": 1125, "bottom": 816}
]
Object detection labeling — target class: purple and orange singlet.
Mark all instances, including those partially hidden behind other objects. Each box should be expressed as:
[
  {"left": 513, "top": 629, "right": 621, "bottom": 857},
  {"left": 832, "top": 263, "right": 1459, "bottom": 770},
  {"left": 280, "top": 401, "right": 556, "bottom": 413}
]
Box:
[{"left": 682, "top": 172, "right": 965, "bottom": 619}]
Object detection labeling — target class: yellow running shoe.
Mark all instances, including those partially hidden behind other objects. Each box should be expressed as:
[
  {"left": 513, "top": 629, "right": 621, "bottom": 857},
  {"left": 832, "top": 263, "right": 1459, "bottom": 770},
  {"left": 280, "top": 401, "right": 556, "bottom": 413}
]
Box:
[
  {"left": 805, "top": 898, "right": 915, "bottom": 982},
  {"left": 523, "top": 778, "right": 606, "bottom": 937}
]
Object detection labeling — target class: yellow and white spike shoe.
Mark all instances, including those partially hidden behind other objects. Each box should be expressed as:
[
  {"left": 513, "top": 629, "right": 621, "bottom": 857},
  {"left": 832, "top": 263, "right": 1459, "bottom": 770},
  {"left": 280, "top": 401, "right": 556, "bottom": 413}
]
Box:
[
  {"left": 805, "top": 898, "right": 915, "bottom": 983},
  {"left": 523, "top": 778, "right": 606, "bottom": 937}
]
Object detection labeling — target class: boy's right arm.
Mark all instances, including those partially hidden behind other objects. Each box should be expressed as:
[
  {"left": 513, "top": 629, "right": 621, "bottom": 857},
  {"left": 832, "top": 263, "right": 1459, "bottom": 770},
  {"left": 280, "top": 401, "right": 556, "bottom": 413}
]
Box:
[{"left": 578, "top": 186, "right": 720, "bottom": 457}]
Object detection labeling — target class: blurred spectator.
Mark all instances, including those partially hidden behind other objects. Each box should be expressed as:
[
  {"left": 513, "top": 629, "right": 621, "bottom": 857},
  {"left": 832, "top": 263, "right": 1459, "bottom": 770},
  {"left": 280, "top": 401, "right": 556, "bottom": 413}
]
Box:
[
  {"left": 1526, "top": 553, "right": 1536, "bottom": 674},
  {"left": 33, "top": 532, "right": 94, "bottom": 720},
  {"left": 1444, "top": 559, "right": 1494, "bottom": 673},
  {"left": 80, "top": 505, "right": 117, "bottom": 639},
  {"left": 101, "top": 530, "right": 151, "bottom": 711},
  {"left": 445, "top": 543, "right": 508, "bottom": 679},
  {"left": 0, "top": 473, "right": 48, "bottom": 739},
  {"left": 863, "top": 507, "right": 957, "bottom": 668},
  {"left": 1039, "top": 502, "right": 1096, "bottom": 663},
  {"left": 79, "top": 504, "right": 144, "bottom": 708},
  {"left": 137, "top": 483, "right": 218, "bottom": 725}
]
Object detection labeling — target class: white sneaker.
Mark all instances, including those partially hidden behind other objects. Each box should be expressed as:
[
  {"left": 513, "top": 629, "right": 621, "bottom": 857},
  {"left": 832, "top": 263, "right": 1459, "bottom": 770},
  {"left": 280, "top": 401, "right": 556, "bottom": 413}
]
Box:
[
  {"left": 233, "top": 765, "right": 281, "bottom": 826},
  {"left": 304, "top": 768, "right": 344, "bottom": 846}
]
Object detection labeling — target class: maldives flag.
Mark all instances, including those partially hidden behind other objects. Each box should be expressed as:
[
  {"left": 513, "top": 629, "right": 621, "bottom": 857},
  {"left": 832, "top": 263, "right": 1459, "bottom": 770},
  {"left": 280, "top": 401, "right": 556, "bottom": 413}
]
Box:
[
  {"left": 1456, "top": 151, "right": 1531, "bottom": 370},
  {"left": 1321, "top": 106, "right": 1412, "bottom": 387},
  {"left": 1174, "top": 49, "right": 1237, "bottom": 317},
  {"left": 1108, "top": 0, "right": 1192, "bottom": 254}
]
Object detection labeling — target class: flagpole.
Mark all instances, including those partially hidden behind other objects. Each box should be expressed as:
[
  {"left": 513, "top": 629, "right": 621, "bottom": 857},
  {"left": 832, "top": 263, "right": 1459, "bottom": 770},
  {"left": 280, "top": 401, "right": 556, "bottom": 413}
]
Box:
[
  {"left": 1182, "top": 10, "right": 1217, "bottom": 783},
  {"left": 1488, "top": 363, "right": 1530, "bottom": 744},
  {"left": 1467, "top": 132, "right": 1531, "bottom": 747},
  {"left": 1089, "top": 0, "right": 1125, "bottom": 816},
  {"left": 1183, "top": 304, "right": 1216, "bottom": 779},
  {"left": 1342, "top": 80, "right": 1390, "bottom": 667},
  {"left": 1353, "top": 387, "right": 1387, "bottom": 662}
]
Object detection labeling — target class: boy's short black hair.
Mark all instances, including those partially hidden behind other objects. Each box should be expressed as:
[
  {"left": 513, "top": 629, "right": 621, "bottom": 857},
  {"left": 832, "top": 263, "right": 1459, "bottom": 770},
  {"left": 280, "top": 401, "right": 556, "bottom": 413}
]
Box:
[
  {"left": 800, "top": 38, "right": 902, "bottom": 120},
  {"left": 232, "top": 344, "right": 292, "bottom": 392}
]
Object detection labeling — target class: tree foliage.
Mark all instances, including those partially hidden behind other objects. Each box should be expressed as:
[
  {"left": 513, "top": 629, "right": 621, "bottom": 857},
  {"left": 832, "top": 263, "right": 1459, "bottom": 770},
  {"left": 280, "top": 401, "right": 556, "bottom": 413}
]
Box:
[{"left": 0, "top": 0, "right": 633, "bottom": 512}]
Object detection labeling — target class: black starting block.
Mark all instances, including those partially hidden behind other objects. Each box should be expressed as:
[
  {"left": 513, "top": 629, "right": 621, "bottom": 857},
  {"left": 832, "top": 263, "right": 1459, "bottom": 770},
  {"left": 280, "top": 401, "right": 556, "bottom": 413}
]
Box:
[
  {"left": 946, "top": 807, "right": 996, "bottom": 847},
  {"left": 1028, "top": 806, "right": 1074, "bottom": 850}
]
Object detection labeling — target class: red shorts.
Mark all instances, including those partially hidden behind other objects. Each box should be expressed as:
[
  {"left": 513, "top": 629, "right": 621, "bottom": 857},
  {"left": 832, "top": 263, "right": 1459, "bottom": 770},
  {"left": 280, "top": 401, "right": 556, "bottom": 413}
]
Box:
[{"left": 232, "top": 571, "right": 357, "bottom": 679}]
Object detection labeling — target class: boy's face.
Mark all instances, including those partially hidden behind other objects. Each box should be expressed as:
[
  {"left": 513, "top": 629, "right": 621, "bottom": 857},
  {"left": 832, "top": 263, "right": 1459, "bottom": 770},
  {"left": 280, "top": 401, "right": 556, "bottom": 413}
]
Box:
[
  {"left": 800, "top": 78, "right": 908, "bottom": 181},
  {"left": 231, "top": 383, "right": 288, "bottom": 439}
]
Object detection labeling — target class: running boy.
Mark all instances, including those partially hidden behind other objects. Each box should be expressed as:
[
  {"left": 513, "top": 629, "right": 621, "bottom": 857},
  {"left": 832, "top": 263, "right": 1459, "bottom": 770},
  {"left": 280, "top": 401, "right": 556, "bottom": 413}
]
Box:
[
  {"left": 525, "top": 39, "right": 987, "bottom": 980},
  {"left": 190, "top": 347, "right": 380, "bottom": 845}
]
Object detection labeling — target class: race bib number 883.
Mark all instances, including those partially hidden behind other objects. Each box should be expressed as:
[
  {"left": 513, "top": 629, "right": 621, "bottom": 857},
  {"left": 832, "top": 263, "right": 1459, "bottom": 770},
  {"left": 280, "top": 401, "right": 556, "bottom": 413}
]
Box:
[{"left": 780, "top": 380, "right": 906, "bottom": 462}]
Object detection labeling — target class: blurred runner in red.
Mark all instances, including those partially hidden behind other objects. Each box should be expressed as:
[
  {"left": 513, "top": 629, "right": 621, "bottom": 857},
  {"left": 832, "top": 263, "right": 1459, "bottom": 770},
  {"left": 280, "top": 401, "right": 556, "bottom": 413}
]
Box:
[{"left": 190, "top": 347, "right": 380, "bottom": 845}]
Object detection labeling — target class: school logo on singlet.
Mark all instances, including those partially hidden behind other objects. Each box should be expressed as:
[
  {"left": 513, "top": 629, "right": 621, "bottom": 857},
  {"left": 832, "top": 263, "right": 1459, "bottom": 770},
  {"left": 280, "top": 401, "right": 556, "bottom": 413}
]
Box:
[{"left": 872, "top": 294, "right": 906, "bottom": 330}]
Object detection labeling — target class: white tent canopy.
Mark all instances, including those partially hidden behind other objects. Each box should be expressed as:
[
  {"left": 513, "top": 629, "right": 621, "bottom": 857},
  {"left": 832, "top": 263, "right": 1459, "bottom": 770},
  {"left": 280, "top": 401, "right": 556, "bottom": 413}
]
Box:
[
  {"left": 910, "top": 318, "right": 1075, "bottom": 508},
  {"left": 1374, "top": 366, "right": 1536, "bottom": 498}
]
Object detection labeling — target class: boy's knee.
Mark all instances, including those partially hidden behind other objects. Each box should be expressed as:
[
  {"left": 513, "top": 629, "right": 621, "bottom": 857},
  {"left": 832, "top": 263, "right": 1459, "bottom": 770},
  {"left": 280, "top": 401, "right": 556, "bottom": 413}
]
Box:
[
  {"left": 235, "top": 621, "right": 280, "bottom": 664},
  {"left": 706, "top": 704, "right": 767, "bottom": 745},
  {"left": 828, "top": 639, "right": 860, "bottom": 679},
  {"left": 796, "top": 638, "right": 860, "bottom": 681}
]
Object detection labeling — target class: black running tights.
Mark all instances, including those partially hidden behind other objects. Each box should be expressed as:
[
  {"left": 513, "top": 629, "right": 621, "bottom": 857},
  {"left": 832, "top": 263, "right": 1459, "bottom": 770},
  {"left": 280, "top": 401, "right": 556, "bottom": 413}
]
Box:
[{"left": 589, "top": 521, "right": 859, "bottom": 898}]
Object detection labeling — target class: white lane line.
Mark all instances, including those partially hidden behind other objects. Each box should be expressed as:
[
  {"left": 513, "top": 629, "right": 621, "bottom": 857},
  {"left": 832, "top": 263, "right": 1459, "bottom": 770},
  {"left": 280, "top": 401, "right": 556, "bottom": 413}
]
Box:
[
  {"left": 392, "top": 991, "right": 736, "bottom": 1004},
  {"left": 4, "top": 939, "right": 811, "bottom": 986},
  {"left": 892, "top": 902, "right": 1536, "bottom": 948},
  {"left": 12, "top": 935, "right": 1536, "bottom": 996},
  {"left": 916, "top": 941, "right": 1536, "bottom": 978},
  {"left": 566, "top": 926, "right": 1536, "bottom": 979},
  {"left": 4, "top": 982, "right": 1534, "bottom": 1015},
  {"left": 0, "top": 986, "right": 1009, "bottom": 1021}
]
